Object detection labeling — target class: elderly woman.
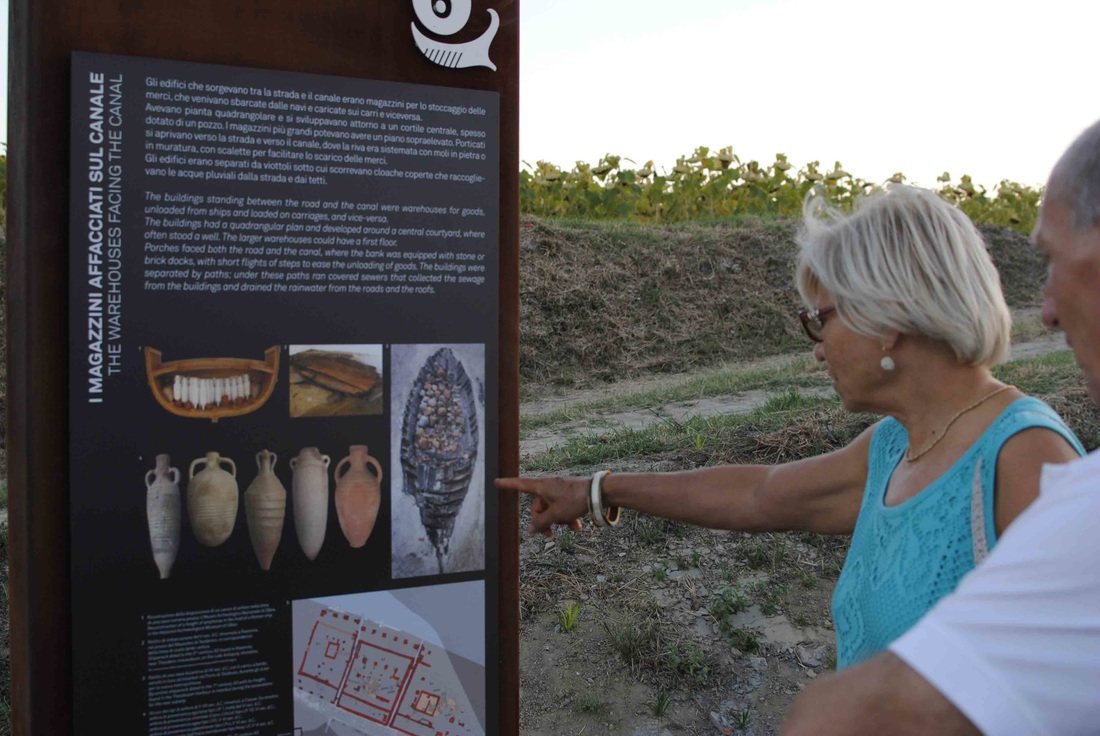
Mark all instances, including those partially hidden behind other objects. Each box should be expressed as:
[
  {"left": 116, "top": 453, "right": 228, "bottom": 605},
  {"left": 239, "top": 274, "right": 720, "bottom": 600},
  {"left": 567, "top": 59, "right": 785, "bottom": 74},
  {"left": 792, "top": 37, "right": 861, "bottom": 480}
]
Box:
[{"left": 497, "top": 185, "right": 1085, "bottom": 668}]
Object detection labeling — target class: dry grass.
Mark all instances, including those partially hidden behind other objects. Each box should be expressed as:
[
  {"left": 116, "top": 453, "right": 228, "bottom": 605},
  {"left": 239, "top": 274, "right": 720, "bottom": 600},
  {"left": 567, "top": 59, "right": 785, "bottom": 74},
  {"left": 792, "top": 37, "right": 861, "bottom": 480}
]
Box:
[
  {"left": 519, "top": 218, "right": 1048, "bottom": 388},
  {"left": 519, "top": 218, "right": 808, "bottom": 386}
]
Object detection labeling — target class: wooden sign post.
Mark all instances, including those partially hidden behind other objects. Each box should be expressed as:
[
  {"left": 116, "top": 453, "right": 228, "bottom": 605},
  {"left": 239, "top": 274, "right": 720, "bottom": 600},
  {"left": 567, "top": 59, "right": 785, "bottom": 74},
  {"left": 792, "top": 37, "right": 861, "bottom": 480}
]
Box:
[{"left": 8, "top": 2, "right": 520, "bottom": 733}]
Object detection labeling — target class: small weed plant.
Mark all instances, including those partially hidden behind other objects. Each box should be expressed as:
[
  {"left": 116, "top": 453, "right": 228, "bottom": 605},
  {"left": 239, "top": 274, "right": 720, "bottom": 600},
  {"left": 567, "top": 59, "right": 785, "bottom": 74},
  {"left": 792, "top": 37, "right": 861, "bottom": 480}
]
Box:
[
  {"left": 558, "top": 600, "right": 580, "bottom": 632},
  {"left": 791, "top": 611, "right": 814, "bottom": 629},
  {"left": 731, "top": 706, "right": 752, "bottom": 729},
  {"left": 709, "top": 585, "right": 749, "bottom": 624},
  {"left": 556, "top": 530, "right": 576, "bottom": 554},
  {"left": 795, "top": 569, "right": 817, "bottom": 588},
  {"left": 750, "top": 580, "right": 785, "bottom": 617},
  {"left": 728, "top": 627, "right": 762, "bottom": 654},
  {"left": 636, "top": 517, "right": 667, "bottom": 546},
  {"left": 604, "top": 617, "right": 660, "bottom": 676},
  {"left": 574, "top": 695, "right": 604, "bottom": 714},
  {"left": 666, "top": 641, "right": 709, "bottom": 683}
]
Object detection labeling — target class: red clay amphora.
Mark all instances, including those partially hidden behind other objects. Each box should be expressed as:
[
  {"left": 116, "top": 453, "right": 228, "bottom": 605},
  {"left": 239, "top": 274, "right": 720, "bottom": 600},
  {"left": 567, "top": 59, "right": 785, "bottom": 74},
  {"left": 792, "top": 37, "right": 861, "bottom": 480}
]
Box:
[
  {"left": 146, "top": 454, "right": 181, "bottom": 579},
  {"left": 290, "top": 447, "right": 330, "bottom": 560},
  {"left": 187, "top": 451, "right": 238, "bottom": 547},
  {"left": 244, "top": 450, "right": 287, "bottom": 571},
  {"left": 334, "top": 445, "right": 382, "bottom": 548}
]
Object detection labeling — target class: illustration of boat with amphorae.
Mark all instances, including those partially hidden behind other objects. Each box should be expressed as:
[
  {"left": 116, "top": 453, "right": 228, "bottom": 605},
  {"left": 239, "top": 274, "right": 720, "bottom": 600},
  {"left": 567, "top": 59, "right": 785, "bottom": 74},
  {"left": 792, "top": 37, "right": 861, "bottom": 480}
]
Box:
[{"left": 144, "top": 345, "right": 280, "bottom": 422}]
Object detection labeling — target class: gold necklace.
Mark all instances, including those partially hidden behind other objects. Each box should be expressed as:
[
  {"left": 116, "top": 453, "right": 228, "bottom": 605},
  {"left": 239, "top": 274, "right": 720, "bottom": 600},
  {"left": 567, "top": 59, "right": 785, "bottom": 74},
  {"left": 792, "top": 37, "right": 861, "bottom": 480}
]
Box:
[{"left": 905, "top": 384, "right": 1016, "bottom": 463}]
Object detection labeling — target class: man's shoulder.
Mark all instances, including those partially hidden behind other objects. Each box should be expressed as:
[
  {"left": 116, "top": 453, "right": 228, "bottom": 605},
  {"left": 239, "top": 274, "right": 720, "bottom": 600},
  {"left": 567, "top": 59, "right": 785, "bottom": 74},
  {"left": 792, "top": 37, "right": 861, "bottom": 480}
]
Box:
[
  {"left": 1067, "top": 446, "right": 1100, "bottom": 472},
  {"left": 1038, "top": 447, "right": 1100, "bottom": 501}
]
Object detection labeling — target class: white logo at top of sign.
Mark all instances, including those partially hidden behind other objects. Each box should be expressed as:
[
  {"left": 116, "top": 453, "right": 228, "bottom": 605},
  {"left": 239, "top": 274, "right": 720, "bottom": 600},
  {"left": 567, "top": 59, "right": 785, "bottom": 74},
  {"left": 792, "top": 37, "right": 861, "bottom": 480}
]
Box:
[{"left": 411, "top": 0, "right": 499, "bottom": 71}]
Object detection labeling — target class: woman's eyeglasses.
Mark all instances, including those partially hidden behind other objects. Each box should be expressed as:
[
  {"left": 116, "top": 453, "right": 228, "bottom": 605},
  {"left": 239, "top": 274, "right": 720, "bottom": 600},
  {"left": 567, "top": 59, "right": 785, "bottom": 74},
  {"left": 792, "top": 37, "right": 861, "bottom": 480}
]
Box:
[{"left": 798, "top": 306, "right": 836, "bottom": 342}]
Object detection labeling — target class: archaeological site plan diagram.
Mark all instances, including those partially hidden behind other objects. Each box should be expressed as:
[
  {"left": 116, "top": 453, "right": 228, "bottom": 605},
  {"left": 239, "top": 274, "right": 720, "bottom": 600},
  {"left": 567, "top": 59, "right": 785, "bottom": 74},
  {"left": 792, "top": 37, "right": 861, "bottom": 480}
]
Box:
[{"left": 293, "top": 592, "right": 485, "bottom": 736}]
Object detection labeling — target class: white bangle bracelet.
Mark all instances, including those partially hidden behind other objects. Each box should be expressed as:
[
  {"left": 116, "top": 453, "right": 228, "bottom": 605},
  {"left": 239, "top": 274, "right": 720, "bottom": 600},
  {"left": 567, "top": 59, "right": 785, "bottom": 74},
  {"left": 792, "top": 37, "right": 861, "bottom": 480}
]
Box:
[{"left": 589, "top": 470, "right": 621, "bottom": 528}]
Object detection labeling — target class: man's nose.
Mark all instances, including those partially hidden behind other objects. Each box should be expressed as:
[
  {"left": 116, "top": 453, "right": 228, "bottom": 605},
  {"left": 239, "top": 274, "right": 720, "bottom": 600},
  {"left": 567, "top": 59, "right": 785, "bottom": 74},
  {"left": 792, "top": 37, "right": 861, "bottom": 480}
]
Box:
[{"left": 1040, "top": 292, "right": 1061, "bottom": 330}]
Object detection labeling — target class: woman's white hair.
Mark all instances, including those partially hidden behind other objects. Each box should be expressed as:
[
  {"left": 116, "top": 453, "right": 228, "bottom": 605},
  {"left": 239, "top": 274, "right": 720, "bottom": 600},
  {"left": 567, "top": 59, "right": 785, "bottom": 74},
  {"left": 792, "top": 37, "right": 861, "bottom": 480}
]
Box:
[{"left": 795, "top": 185, "right": 1011, "bottom": 366}]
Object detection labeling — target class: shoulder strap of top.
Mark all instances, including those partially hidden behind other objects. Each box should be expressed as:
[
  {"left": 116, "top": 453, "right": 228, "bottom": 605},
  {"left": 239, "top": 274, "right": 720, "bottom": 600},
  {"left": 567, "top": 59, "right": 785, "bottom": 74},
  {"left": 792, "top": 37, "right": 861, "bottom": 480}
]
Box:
[
  {"left": 865, "top": 418, "right": 906, "bottom": 508},
  {"left": 972, "top": 397, "right": 1085, "bottom": 561},
  {"left": 971, "top": 458, "right": 990, "bottom": 564}
]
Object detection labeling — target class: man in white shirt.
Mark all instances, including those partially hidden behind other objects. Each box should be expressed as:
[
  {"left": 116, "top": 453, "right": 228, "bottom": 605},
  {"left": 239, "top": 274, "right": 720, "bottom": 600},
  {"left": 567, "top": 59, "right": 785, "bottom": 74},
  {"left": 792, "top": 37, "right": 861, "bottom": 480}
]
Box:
[{"left": 781, "top": 119, "right": 1100, "bottom": 735}]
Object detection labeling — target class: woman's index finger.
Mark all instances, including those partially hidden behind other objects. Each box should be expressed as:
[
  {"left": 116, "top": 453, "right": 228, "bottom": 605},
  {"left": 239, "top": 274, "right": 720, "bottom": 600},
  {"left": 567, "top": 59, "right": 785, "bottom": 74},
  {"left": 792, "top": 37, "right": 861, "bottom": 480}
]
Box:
[{"left": 494, "top": 476, "right": 541, "bottom": 495}]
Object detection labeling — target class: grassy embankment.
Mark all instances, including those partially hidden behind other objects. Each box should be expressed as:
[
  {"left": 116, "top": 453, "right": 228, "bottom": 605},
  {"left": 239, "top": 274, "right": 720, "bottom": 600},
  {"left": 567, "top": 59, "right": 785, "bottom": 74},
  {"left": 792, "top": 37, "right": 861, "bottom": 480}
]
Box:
[
  {"left": 513, "top": 219, "right": 1097, "bottom": 727},
  {"left": 517, "top": 217, "right": 1098, "bottom": 470}
]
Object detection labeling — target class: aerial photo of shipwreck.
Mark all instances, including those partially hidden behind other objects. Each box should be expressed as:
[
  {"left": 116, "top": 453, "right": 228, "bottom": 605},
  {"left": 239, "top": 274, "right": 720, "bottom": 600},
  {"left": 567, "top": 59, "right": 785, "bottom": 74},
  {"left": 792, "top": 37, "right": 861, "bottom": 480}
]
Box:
[{"left": 390, "top": 344, "right": 485, "bottom": 578}]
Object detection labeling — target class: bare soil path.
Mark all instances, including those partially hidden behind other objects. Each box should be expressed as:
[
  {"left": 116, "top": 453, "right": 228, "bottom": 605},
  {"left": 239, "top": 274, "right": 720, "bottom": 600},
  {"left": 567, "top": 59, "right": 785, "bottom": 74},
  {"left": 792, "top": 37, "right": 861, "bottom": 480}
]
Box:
[{"left": 520, "top": 332, "right": 1067, "bottom": 460}]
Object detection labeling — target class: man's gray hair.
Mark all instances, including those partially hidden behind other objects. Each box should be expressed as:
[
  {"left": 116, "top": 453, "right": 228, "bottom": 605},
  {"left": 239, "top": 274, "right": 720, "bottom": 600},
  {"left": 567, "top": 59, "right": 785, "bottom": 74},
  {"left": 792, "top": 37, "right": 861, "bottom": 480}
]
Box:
[
  {"left": 796, "top": 186, "right": 1012, "bottom": 366},
  {"left": 1048, "top": 119, "right": 1100, "bottom": 231}
]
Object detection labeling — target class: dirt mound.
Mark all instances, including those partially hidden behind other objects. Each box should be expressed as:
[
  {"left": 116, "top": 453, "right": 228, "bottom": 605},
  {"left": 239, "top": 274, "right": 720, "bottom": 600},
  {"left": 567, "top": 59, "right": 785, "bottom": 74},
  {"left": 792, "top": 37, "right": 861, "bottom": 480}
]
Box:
[
  {"left": 519, "top": 218, "right": 1045, "bottom": 388},
  {"left": 981, "top": 224, "right": 1048, "bottom": 307}
]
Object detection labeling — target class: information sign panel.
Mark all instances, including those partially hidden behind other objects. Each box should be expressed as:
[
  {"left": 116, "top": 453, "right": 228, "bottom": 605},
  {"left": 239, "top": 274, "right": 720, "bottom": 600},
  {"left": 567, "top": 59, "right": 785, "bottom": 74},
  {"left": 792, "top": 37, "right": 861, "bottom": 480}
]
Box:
[{"left": 67, "top": 51, "right": 502, "bottom": 735}]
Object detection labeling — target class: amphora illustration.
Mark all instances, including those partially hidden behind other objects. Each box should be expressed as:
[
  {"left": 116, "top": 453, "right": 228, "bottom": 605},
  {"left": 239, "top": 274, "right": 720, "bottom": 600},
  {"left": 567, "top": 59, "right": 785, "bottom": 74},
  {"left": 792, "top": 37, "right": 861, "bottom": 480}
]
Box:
[
  {"left": 334, "top": 445, "right": 382, "bottom": 548},
  {"left": 187, "top": 451, "right": 238, "bottom": 547},
  {"left": 244, "top": 450, "right": 287, "bottom": 570},
  {"left": 145, "top": 454, "right": 181, "bottom": 579},
  {"left": 290, "top": 447, "right": 330, "bottom": 560}
]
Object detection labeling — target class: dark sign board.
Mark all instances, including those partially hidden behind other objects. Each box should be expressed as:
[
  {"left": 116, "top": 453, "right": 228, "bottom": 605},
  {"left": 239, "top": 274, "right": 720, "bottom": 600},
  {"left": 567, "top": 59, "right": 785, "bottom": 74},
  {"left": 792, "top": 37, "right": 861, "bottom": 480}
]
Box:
[{"left": 8, "top": 3, "right": 519, "bottom": 735}]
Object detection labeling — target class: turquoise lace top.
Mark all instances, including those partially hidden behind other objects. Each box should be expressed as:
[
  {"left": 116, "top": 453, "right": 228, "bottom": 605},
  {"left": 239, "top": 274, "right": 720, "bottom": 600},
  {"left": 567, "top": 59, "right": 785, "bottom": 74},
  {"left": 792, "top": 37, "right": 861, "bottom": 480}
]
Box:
[{"left": 832, "top": 397, "right": 1084, "bottom": 669}]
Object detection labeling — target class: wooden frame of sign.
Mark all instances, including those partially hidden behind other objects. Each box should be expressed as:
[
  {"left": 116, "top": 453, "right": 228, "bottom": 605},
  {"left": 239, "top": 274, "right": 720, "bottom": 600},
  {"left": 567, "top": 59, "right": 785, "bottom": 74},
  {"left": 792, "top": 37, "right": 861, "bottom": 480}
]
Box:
[{"left": 8, "top": 1, "right": 520, "bottom": 733}]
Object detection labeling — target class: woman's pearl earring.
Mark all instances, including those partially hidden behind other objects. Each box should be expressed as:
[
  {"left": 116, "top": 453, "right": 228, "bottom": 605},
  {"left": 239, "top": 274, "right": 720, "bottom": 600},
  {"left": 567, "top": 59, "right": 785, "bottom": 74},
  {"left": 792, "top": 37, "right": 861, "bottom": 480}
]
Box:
[{"left": 880, "top": 355, "right": 896, "bottom": 371}]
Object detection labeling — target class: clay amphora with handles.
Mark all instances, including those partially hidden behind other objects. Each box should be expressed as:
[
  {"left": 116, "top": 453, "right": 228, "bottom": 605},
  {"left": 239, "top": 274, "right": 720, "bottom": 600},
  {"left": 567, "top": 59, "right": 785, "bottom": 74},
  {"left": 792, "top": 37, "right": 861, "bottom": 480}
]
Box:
[
  {"left": 146, "top": 454, "right": 181, "bottom": 579},
  {"left": 187, "top": 451, "right": 238, "bottom": 547},
  {"left": 334, "top": 445, "right": 382, "bottom": 548},
  {"left": 290, "top": 447, "right": 330, "bottom": 560},
  {"left": 244, "top": 450, "right": 286, "bottom": 571}
]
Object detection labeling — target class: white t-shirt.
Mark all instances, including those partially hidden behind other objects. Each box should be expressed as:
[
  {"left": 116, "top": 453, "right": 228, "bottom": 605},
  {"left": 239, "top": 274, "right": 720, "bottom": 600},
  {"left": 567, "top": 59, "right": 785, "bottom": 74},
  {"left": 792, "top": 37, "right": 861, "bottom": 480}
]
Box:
[{"left": 890, "top": 449, "right": 1100, "bottom": 735}]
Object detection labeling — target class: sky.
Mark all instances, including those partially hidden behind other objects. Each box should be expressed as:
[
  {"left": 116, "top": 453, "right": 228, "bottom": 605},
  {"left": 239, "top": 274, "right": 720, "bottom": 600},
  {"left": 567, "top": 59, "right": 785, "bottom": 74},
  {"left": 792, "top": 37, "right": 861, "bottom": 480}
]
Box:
[
  {"left": 3, "top": 0, "right": 1097, "bottom": 189},
  {"left": 520, "top": 0, "right": 1099, "bottom": 189}
]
